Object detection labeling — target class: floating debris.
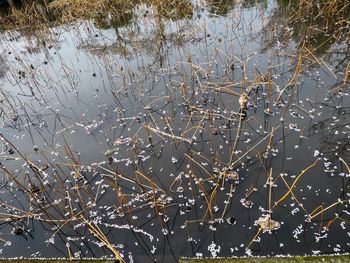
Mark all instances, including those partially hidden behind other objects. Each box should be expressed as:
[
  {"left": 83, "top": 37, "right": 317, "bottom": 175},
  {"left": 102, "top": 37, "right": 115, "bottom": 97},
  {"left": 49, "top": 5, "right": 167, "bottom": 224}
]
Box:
[
  {"left": 230, "top": 61, "right": 235, "bottom": 71},
  {"left": 244, "top": 200, "right": 252, "bottom": 208},
  {"left": 12, "top": 227, "right": 23, "bottom": 235},
  {"left": 73, "top": 171, "right": 85, "bottom": 183},
  {"left": 185, "top": 205, "right": 192, "bottom": 212},
  {"left": 239, "top": 94, "right": 248, "bottom": 110},
  {"left": 36, "top": 195, "right": 46, "bottom": 204},
  {"left": 257, "top": 215, "right": 280, "bottom": 231},
  {"left": 264, "top": 108, "right": 273, "bottom": 115},
  {"left": 227, "top": 216, "right": 236, "bottom": 225},
  {"left": 28, "top": 183, "right": 40, "bottom": 193},
  {"left": 40, "top": 164, "right": 49, "bottom": 171},
  {"left": 107, "top": 156, "right": 113, "bottom": 164},
  {"left": 226, "top": 171, "right": 239, "bottom": 181},
  {"left": 33, "top": 145, "right": 39, "bottom": 153}
]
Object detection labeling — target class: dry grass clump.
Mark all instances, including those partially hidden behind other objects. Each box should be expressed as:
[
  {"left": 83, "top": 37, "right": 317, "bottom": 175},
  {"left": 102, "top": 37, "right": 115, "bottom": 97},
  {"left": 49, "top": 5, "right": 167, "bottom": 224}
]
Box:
[
  {"left": 146, "top": 0, "right": 193, "bottom": 19},
  {"left": 285, "top": 0, "right": 349, "bottom": 28},
  {"left": 48, "top": 0, "right": 135, "bottom": 24},
  {"left": 1, "top": 2, "right": 48, "bottom": 29},
  {"left": 0, "top": 0, "right": 136, "bottom": 29},
  {"left": 0, "top": 0, "right": 194, "bottom": 30}
]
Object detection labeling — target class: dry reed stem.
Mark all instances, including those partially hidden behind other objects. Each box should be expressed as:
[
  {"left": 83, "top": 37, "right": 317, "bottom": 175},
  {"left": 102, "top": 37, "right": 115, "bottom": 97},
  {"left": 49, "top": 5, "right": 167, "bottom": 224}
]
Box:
[
  {"left": 66, "top": 242, "right": 72, "bottom": 261},
  {"left": 278, "top": 174, "right": 308, "bottom": 215},
  {"left": 81, "top": 216, "right": 125, "bottom": 263},
  {"left": 326, "top": 216, "right": 350, "bottom": 230},
  {"left": 185, "top": 153, "right": 212, "bottom": 179},
  {"left": 309, "top": 200, "right": 349, "bottom": 220},
  {"left": 272, "top": 159, "right": 319, "bottom": 210},
  {"left": 187, "top": 168, "right": 213, "bottom": 220},
  {"left": 228, "top": 125, "right": 281, "bottom": 172},
  {"left": 220, "top": 183, "right": 234, "bottom": 220},
  {"left": 147, "top": 126, "right": 192, "bottom": 143},
  {"left": 304, "top": 46, "right": 337, "bottom": 79},
  {"left": 246, "top": 227, "right": 262, "bottom": 250}
]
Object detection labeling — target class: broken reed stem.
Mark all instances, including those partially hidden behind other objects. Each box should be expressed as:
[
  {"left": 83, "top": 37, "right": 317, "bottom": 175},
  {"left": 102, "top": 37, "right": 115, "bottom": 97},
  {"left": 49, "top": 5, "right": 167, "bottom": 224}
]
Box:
[
  {"left": 267, "top": 66, "right": 272, "bottom": 106},
  {"left": 187, "top": 168, "right": 213, "bottom": 220},
  {"left": 207, "top": 176, "right": 221, "bottom": 221},
  {"left": 230, "top": 108, "right": 242, "bottom": 164},
  {"left": 185, "top": 158, "right": 197, "bottom": 199},
  {"left": 149, "top": 173, "right": 165, "bottom": 229},
  {"left": 245, "top": 184, "right": 256, "bottom": 200},
  {"left": 185, "top": 153, "right": 212, "bottom": 179},
  {"left": 81, "top": 216, "right": 125, "bottom": 263},
  {"left": 135, "top": 170, "right": 166, "bottom": 194},
  {"left": 246, "top": 227, "right": 262, "bottom": 249},
  {"left": 220, "top": 183, "right": 234, "bottom": 220},
  {"left": 272, "top": 159, "right": 319, "bottom": 210},
  {"left": 309, "top": 200, "right": 349, "bottom": 220},
  {"left": 268, "top": 168, "right": 272, "bottom": 215},
  {"left": 148, "top": 125, "right": 192, "bottom": 143},
  {"left": 278, "top": 174, "right": 309, "bottom": 214},
  {"left": 340, "top": 157, "right": 350, "bottom": 174},
  {"left": 326, "top": 216, "right": 350, "bottom": 230},
  {"left": 0, "top": 133, "right": 28, "bottom": 164},
  {"left": 228, "top": 125, "right": 280, "bottom": 173}
]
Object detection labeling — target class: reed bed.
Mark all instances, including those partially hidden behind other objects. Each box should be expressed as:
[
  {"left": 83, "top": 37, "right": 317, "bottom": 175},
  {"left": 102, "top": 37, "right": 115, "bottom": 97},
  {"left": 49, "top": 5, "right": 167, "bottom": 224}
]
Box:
[{"left": 0, "top": 0, "right": 348, "bottom": 261}]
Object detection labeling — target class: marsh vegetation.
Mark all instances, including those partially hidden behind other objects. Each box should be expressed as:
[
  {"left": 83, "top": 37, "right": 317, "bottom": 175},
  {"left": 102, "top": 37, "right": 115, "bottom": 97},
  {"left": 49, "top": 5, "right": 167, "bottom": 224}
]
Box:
[{"left": 0, "top": 0, "right": 349, "bottom": 262}]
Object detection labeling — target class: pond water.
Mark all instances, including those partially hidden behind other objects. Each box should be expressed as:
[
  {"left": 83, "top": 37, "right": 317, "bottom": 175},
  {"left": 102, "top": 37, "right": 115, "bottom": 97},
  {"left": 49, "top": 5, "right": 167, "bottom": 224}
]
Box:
[{"left": 0, "top": 0, "right": 349, "bottom": 261}]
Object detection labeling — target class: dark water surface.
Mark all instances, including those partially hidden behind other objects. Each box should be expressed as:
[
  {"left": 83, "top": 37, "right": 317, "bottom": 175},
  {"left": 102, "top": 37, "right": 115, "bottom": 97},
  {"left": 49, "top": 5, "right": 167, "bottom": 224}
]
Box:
[{"left": 0, "top": 0, "right": 349, "bottom": 261}]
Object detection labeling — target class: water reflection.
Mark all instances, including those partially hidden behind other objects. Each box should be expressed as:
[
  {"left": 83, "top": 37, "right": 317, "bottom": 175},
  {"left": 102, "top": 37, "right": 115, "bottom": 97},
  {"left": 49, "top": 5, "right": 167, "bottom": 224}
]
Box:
[
  {"left": 0, "top": 54, "right": 7, "bottom": 77},
  {"left": 206, "top": 0, "right": 236, "bottom": 16},
  {"left": 94, "top": 11, "right": 134, "bottom": 31},
  {"left": 241, "top": 0, "right": 267, "bottom": 9},
  {"left": 0, "top": 0, "right": 349, "bottom": 262}
]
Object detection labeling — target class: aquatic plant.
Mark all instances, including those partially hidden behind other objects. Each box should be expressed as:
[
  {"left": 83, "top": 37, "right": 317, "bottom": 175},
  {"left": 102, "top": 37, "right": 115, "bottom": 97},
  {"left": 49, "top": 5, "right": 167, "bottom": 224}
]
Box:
[{"left": 0, "top": 0, "right": 348, "bottom": 261}]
